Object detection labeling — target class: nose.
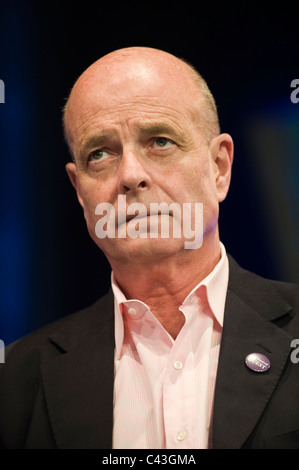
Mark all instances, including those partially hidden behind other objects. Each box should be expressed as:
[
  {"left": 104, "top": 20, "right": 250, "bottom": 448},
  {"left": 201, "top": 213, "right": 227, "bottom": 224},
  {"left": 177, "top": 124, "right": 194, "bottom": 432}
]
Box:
[{"left": 117, "top": 147, "right": 151, "bottom": 194}]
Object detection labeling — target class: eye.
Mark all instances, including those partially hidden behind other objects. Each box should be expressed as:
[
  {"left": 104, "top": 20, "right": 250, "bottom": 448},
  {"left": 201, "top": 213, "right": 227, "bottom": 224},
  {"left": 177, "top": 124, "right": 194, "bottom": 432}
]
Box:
[
  {"left": 152, "top": 137, "right": 174, "bottom": 149},
  {"left": 88, "top": 148, "right": 109, "bottom": 162}
]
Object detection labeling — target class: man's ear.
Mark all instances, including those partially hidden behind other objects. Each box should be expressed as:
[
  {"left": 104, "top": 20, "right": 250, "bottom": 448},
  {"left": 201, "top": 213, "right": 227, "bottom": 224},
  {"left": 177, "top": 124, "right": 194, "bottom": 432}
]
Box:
[
  {"left": 210, "top": 133, "right": 234, "bottom": 203},
  {"left": 65, "top": 162, "right": 84, "bottom": 208}
]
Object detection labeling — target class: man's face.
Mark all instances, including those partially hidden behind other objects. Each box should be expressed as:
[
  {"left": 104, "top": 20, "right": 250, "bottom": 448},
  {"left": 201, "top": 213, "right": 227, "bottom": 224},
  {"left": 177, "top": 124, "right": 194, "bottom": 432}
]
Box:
[{"left": 65, "top": 51, "right": 233, "bottom": 267}]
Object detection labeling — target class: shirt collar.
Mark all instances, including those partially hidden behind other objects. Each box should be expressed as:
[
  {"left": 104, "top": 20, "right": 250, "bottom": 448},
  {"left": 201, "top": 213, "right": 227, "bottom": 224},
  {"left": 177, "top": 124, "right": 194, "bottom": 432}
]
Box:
[
  {"left": 181, "top": 242, "right": 229, "bottom": 327},
  {"left": 112, "top": 242, "right": 229, "bottom": 359}
]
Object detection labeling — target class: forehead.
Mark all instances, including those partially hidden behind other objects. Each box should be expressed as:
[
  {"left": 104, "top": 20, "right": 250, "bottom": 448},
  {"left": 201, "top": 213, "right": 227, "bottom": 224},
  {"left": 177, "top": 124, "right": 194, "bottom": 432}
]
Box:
[
  {"left": 75, "top": 99, "right": 193, "bottom": 139},
  {"left": 65, "top": 54, "right": 203, "bottom": 145}
]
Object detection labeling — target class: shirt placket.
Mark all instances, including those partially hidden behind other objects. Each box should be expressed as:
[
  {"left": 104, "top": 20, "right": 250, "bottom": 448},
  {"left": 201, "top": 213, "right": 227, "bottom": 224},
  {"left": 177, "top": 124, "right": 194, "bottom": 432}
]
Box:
[{"left": 162, "top": 320, "right": 197, "bottom": 448}]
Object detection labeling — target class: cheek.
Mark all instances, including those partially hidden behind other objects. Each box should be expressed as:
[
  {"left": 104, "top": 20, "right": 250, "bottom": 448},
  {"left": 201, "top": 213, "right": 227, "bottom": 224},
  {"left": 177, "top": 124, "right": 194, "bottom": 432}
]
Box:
[
  {"left": 79, "top": 175, "right": 114, "bottom": 207},
  {"left": 79, "top": 182, "right": 104, "bottom": 226},
  {"left": 79, "top": 178, "right": 119, "bottom": 241},
  {"left": 178, "top": 160, "right": 214, "bottom": 202}
]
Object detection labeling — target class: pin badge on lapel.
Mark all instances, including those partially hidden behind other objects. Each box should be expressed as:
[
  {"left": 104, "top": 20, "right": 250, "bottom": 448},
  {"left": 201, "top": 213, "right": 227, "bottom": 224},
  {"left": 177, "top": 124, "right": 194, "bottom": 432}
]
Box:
[{"left": 245, "top": 353, "right": 271, "bottom": 372}]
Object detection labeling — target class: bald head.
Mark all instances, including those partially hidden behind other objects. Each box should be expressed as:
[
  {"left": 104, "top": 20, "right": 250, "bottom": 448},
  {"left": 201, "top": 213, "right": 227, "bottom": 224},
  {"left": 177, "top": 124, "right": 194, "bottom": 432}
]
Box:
[{"left": 63, "top": 47, "right": 220, "bottom": 157}]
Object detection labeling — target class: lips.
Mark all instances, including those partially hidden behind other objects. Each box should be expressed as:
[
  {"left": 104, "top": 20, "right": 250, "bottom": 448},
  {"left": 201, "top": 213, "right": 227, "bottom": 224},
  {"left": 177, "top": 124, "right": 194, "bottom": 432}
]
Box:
[
  {"left": 125, "top": 213, "right": 136, "bottom": 222},
  {"left": 125, "top": 211, "right": 172, "bottom": 222},
  {"left": 108, "top": 195, "right": 176, "bottom": 228}
]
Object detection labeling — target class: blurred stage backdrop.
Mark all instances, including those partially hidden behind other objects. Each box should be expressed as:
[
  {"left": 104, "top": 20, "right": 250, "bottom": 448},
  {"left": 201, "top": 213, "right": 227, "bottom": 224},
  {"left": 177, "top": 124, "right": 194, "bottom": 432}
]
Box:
[{"left": 0, "top": 2, "right": 298, "bottom": 343}]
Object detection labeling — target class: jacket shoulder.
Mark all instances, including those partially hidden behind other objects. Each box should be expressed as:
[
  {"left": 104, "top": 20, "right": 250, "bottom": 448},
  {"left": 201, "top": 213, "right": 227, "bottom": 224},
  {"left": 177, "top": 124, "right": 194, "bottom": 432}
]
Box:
[
  {"left": 2, "top": 289, "right": 113, "bottom": 364},
  {"left": 0, "top": 290, "right": 113, "bottom": 448},
  {"left": 227, "top": 254, "right": 299, "bottom": 325}
]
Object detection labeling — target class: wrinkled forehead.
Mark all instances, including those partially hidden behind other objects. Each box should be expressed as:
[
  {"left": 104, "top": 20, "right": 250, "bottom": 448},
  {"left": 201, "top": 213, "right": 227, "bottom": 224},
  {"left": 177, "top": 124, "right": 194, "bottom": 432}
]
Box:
[{"left": 64, "top": 51, "right": 203, "bottom": 145}]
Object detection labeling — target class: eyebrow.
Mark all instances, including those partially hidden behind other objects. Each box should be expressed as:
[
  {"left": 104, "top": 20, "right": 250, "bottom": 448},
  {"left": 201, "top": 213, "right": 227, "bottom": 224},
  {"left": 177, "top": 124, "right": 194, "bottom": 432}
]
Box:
[
  {"left": 79, "top": 120, "right": 188, "bottom": 160},
  {"left": 137, "top": 122, "right": 187, "bottom": 143},
  {"left": 79, "top": 134, "right": 113, "bottom": 161}
]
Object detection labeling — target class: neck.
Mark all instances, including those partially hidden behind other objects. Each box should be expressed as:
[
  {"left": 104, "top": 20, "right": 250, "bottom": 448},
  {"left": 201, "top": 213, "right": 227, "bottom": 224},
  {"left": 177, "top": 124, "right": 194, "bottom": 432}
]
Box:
[{"left": 110, "top": 236, "right": 222, "bottom": 339}]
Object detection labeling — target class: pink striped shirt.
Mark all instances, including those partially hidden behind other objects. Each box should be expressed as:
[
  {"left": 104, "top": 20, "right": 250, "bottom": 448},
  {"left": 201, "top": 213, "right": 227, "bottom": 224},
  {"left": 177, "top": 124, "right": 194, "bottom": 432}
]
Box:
[{"left": 112, "top": 243, "right": 229, "bottom": 449}]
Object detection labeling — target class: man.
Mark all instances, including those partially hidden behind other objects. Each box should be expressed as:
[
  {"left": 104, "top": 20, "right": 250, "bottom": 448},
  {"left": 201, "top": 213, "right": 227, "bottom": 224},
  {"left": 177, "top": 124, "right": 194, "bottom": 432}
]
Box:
[{"left": 0, "top": 47, "right": 299, "bottom": 449}]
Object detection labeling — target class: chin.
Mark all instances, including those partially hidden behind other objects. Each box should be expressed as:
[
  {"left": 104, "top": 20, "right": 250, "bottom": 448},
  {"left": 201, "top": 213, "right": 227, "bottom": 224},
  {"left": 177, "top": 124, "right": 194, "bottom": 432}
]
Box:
[{"left": 100, "top": 236, "right": 187, "bottom": 263}]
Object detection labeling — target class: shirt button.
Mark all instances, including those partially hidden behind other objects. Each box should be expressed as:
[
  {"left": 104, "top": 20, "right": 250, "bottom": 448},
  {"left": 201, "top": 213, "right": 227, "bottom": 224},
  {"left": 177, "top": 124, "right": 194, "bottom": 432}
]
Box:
[
  {"left": 173, "top": 360, "right": 183, "bottom": 370},
  {"left": 177, "top": 430, "right": 187, "bottom": 441},
  {"left": 128, "top": 307, "right": 137, "bottom": 316}
]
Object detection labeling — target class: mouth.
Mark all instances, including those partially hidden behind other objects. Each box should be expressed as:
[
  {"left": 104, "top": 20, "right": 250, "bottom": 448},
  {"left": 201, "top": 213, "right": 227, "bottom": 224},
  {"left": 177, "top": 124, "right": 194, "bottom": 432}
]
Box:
[{"left": 125, "top": 211, "right": 173, "bottom": 222}]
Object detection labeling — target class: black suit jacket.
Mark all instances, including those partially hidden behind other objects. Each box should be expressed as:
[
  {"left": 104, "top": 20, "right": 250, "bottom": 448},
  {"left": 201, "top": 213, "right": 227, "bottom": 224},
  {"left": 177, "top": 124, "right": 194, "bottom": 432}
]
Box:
[{"left": 1, "top": 255, "right": 299, "bottom": 449}]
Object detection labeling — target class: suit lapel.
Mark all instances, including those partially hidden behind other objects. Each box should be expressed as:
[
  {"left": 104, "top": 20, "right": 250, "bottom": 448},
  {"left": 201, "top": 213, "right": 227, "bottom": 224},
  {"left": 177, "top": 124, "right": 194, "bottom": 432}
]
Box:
[
  {"left": 212, "top": 257, "right": 293, "bottom": 448},
  {"left": 41, "top": 292, "right": 115, "bottom": 449}
]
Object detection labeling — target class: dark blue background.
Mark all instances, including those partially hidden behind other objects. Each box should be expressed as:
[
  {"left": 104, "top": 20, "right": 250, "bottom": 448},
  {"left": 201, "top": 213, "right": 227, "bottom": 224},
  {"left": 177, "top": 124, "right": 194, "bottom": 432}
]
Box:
[{"left": 1, "top": 2, "right": 298, "bottom": 343}]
